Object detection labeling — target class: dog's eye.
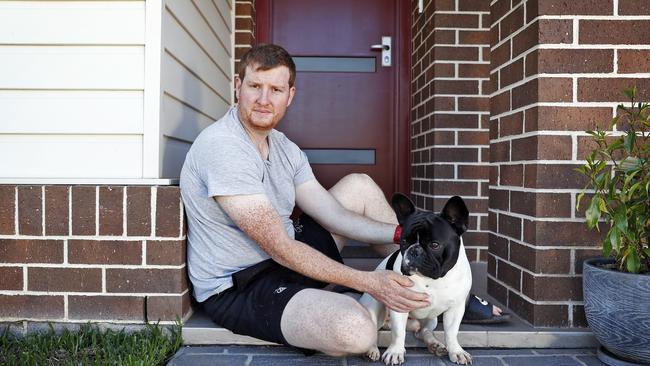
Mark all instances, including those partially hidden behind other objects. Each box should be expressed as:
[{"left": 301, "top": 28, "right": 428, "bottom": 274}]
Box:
[{"left": 430, "top": 242, "right": 440, "bottom": 249}]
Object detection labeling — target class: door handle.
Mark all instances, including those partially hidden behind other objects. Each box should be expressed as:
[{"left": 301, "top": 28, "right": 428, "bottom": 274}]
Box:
[{"left": 370, "top": 36, "right": 391, "bottom": 67}]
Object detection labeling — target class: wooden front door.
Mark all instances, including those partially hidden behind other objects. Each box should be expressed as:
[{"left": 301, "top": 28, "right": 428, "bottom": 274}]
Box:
[{"left": 257, "top": 0, "right": 410, "bottom": 198}]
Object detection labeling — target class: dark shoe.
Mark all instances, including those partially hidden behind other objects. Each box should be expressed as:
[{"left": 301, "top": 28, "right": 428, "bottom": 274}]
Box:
[{"left": 462, "top": 294, "right": 511, "bottom": 324}]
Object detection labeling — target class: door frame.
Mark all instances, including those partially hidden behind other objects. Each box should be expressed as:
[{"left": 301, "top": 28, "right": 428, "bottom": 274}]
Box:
[{"left": 255, "top": 0, "right": 411, "bottom": 195}]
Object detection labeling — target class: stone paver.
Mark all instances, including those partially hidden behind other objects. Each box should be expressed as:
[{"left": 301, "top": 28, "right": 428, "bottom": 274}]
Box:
[
  {"left": 168, "top": 354, "right": 248, "bottom": 366},
  {"left": 167, "top": 346, "right": 605, "bottom": 366},
  {"left": 502, "top": 355, "right": 586, "bottom": 366},
  {"left": 577, "top": 355, "right": 608, "bottom": 366},
  {"left": 249, "top": 355, "right": 342, "bottom": 366}
]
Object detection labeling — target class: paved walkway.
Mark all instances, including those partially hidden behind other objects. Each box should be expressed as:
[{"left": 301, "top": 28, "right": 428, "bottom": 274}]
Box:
[{"left": 167, "top": 345, "right": 605, "bottom": 365}]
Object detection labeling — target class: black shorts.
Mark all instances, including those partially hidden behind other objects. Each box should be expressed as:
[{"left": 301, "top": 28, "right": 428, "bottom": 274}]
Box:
[{"left": 201, "top": 214, "right": 344, "bottom": 346}]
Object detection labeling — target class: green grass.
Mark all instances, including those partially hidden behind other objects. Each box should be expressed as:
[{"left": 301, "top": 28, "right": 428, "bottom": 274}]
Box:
[{"left": 0, "top": 322, "right": 182, "bottom": 366}]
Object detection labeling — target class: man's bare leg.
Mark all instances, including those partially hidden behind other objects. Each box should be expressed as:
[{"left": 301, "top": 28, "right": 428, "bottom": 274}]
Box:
[
  {"left": 327, "top": 173, "right": 398, "bottom": 255},
  {"left": 280, "top": 288, "right": 376, "bottom": 356},
  {"left": 279, "top": 174, "right": 391, "bottom": 356}
]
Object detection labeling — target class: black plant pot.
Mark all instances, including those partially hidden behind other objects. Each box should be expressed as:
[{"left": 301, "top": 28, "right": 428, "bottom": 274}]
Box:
[{"left": 583, "top": 258, "right": 650, "bottom": 365}]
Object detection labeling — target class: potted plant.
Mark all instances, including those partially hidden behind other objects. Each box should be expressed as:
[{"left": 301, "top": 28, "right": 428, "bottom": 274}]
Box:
[{"left": 576, "top": 87, "right": 650, "bottom": 365}]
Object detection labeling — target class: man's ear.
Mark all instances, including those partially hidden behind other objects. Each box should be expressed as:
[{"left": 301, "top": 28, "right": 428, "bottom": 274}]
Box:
[
  {"left": 287, "top": 86, "right": 296, "bottom": 107},
  {"left": 391, "top": 193, "right": 416, "bottom": 225},
  {"left": 234, "top": 75, "right": 242, "bottom": 100},
  {"left": 441, "top": 196, "right": 469, "bottom": 235}
]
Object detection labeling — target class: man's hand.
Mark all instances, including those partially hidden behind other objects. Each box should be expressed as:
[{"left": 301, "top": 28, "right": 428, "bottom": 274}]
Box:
[{"left": 363, "top": 270, "right": 429, "bottom": 313}]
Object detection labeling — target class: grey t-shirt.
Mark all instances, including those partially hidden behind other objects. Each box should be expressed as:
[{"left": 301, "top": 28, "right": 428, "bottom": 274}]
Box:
[{"left": 180, "top": 106, "right": 315, "bottom": 302}]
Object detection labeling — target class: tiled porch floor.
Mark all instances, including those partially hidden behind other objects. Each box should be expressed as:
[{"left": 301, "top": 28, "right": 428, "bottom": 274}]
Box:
[{"left": 167, "top": 346, "right": 605, "bottom": 365}]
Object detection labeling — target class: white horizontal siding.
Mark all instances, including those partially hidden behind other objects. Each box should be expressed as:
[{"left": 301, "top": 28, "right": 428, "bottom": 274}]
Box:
[
  {"left": 161, "top": 55, "right": 228, "bottom": 122},
  {"left": 212, "top": 0, "right": 233, "bottom": 33},
  {"left": 159, "top": 0, "right": 233, "bottom": 178},
  {"left": 165, "top": 1, "right": 231, "bottom": 75},
  {"left": 0, "top": 1, "right": 147, "bottom": 181},
  {"left": 0, "top": 90, "right": 143, "bottom": 134},
  {"left": 0, "top": 0, "right": 234, "bottom": 181},
  {"left": 161, "top": 93, "right": 221, "bottom": 143},
  {"left": 0, "top": 46, "right": 144, "bottom": 90},
  {"left": 160, "top": 137, "right": 192, "bottom": 178},
  {"left": 0, "top": 1, "right": 144, "bottom": 45},
  {"left": 0, "top": 135, "right": 142, "bottom": 178},
  {"left": 162, "top": 8, "right": 231, "bottom": 101},
  {"left": 193, "top": 0, "right": 232, "bottom": 49}
]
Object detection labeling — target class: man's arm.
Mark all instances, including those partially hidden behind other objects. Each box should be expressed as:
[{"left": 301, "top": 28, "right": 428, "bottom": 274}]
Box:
[
  {"left": 295, "top": 179, "right": 396, "bottom": 245},
  {"left": 215, "top": 194, "right": 428, "bottom": 312}
]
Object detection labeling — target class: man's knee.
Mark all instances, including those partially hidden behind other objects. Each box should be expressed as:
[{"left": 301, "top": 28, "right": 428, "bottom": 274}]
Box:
[
  {"left": 330, "top": 303, "right": 377, "bottom": 354},
  {"left": 340, "top": 173, "right": 376, "bottom": 190}
]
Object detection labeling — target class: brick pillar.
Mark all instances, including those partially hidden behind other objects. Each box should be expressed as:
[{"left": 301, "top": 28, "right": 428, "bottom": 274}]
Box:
[
  {"left": 488, "top": 0, "right": 650, "bottom": 327},
  {"left": 0, "top": 185, "right": 189, "bottom": 324},
  {"left": 235, "top": 0, "right": 256, "bottom": 70},
  {"left": 410, "top": 0, "right": 491, "bottom": 262}
]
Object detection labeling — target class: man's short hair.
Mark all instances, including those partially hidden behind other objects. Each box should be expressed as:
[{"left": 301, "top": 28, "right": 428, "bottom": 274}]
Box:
[{"left": 238, "top": 44, "right": 296, "bottom": 87}]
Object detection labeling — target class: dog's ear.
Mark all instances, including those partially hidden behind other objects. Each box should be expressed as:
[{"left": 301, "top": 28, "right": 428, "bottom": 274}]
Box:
[
  {"left": 441, "top": 196, "right": 469, "bottom": 235},
  {"left": 391, "top": 193, "right": 416, "bottom": 225}
]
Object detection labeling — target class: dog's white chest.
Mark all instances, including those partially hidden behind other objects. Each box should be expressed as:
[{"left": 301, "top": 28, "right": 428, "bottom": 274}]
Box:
[{"left": 408, "top": 250, "right": 472, "bottom": 320}]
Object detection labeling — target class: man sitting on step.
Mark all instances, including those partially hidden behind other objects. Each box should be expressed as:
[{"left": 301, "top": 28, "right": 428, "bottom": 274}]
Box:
[{"left": 179, "top": 43, "right": 507, "bottom": 356}]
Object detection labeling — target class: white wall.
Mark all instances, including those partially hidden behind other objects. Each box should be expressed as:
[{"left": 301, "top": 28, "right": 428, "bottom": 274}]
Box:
[
  {"left": 0, "top": 1, "right": 146, "bottom": 179},
  {"left": 159, "top": 0, "right": 234, "bottom": 178},
  {"left": 0, "top": 0, "right": 235, "bottom": 182}
]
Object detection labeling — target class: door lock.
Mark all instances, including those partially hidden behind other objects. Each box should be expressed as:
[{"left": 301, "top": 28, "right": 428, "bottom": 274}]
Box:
[{"left": 370, "top": 36, "right": 391, "bottom": 67}]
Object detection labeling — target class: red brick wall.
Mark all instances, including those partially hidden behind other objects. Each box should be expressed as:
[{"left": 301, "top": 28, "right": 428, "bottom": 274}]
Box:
[
  {"left": 235, "top": 0, "right": 256, "bottom": 71},
  {"left": 0, "top": 185, "right": 189, "bottom": 324},
  {"left": 487, "top": 0, "right": 650, "bottom": 327},
  {"left": 410, "top": 0, "right": 491, "bottom": 262}
]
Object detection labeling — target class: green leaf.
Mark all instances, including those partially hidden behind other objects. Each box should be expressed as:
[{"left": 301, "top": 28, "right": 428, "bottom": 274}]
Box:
[
  {"left": 604, "top": 228, "right": 616, "bottom": 257},
  {"left": 628, "top": 181, "right": 642, "bottom": 199},
  {"left": 614, "top": 208, "right": 628, "bottom": 234},
  {"left": 597, "top": 196, "right": 608, "bottom": 213},
  {"left": 576, "top": 192, "right": 585, "bottom": 210},
  {"left": 595, "top": 172, "right": 607, "bottom": 187},
  {"left": 624, "top": 132, "right": 636, "bottom": 153},
  {"left": 586, "top": 197, "right": 601, "bottom": 230},
  {"left": 624, "top": 86, "right": 637, "bottom": 100},
  {"left": 626, "top": 249, "right": 640, "bottom": 274},
  {"left": 609, "top": 140, "right": 623, "bottom": 151}
]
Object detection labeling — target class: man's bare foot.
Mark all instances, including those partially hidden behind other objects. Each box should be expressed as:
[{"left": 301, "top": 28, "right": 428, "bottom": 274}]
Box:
[
  {"left": 462, "top": 294, "right": 511, "bottom": 324},
  {"left": 493, "top": 304, "right": 502, "bottom": 316}
]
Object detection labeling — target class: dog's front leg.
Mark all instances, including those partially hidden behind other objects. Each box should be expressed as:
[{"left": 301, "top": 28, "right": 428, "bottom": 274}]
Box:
[
  {"left": 442, "top": 306, "right": 472, "bottom": 364},
  {"left": 382, "top": 310, "right": 409, "bottom": 365},
  {"left": 359, "top": 293, "right": 385, "bottom": 361}
]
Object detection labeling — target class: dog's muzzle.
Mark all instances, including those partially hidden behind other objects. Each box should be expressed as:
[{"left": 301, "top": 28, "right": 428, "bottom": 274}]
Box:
[{"left": 402, "top": 244, "right": 442, "bottom": 278}]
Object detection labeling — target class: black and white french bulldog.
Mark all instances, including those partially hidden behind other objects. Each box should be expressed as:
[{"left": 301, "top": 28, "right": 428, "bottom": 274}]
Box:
[{"left": 360, "top": 193, "right": 472, "bottom": 365}]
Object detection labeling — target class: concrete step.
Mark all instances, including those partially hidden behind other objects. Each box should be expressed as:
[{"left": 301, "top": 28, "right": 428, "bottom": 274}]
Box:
[{"left": 183, "top": 307, "right": 598, "bottom": 349}]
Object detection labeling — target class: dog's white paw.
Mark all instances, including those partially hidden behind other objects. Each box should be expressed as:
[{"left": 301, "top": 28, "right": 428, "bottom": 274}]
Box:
[
  {"left": 449, "top": 348, "right": 472, "bottom": 365},
  {"left": 366, "top": 345, "right": 381, "bottom": 361},
  {"left": 382, "top": 345, "right": 406, "bottom": 365}
]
